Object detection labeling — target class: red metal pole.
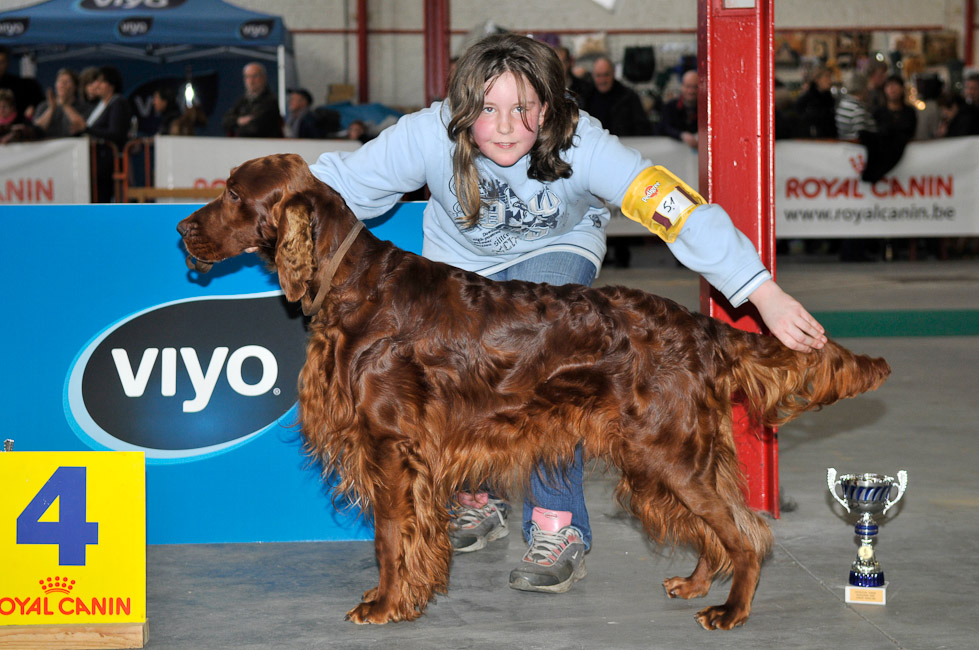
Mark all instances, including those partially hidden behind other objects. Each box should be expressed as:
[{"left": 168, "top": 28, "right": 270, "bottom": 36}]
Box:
[
  {"left": 424, "top": 0, "right": 451, "bottom": 105},
  {"left": 357, "top": 0, "right": 369, "bottom": 104},
  {"left": 966, "top": 0, "right": 975, "bottom": 68},
  {"left": 698, "top": 0, "right": 779, "bottom": 516}
]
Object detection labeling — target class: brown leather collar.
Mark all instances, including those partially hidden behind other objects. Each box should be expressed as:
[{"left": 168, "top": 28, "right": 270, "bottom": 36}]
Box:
[{"left": 303, "top": 220, "right": 365, "bottom": 317}]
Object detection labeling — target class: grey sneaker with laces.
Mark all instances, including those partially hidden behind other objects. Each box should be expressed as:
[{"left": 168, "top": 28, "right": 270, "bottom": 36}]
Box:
[
  {"left": 508, "top": 507, "right": 587, "bottom": 593},
  {"left": 449, "top": 493, "right": 511, "bottom": 553}
]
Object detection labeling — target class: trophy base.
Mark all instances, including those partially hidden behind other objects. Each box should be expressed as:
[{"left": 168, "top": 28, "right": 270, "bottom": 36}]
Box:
[{"left": 845, "top": 582, "right": 887, "bottom": 605}]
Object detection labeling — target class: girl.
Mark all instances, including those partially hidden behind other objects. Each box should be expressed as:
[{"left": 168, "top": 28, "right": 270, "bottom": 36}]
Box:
[{"left": 310, "top": 33, "right": 825, "bottom": 595}]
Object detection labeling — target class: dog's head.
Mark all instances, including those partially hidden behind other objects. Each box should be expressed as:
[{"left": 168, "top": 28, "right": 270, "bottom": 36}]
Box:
[{"left": 177, "top": 153, "right": 355, "bottom": 310}]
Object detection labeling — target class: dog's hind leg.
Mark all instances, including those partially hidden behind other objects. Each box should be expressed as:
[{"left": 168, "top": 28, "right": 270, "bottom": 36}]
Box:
[
  {"left": 663, "top": 554, "right": 713, "bottom": 600},
  {"left": 345, "top": 440, "right": 452, "bottom": 624},
  {"left": 617, "top": 445, "right": 771, "bottom": 630}
]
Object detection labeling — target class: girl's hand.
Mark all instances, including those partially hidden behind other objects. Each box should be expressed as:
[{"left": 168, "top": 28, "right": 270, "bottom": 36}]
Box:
[{"left": 747, "top": 279, "right": 827, "bottom": 352}]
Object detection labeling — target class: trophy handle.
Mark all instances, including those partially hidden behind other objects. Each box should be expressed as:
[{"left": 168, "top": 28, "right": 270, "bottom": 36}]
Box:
[
  {"left": 826, "top": 467, "right": 851, "bottom": 513},
  {"left": 882, "top": 469, "right": 908, "bottom": 514}
]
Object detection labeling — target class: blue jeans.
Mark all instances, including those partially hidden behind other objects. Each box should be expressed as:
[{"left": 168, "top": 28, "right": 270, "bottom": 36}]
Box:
[{"left": 488, "top": 252, "right": 596, "bottom": 550}]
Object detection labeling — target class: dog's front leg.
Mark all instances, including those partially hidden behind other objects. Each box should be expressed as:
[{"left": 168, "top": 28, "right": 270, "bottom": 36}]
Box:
[{"left": 345, "top": 442, "right": 450, "bottom": 624}]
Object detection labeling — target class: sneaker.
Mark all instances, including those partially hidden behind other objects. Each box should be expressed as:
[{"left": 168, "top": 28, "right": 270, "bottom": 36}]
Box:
[
  {"left": 508, "top": 507, "right": 587, "bottom": 593},
  {"left": 449, "top": 492, "right": 510, "bottom": 553}
]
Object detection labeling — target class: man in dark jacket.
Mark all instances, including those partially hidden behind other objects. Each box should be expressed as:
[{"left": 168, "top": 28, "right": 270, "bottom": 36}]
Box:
[
  {"left": 582, "top": 56, "right": 653, "bottom": 136},
  {"left": 659, "top": 69, "right": 699, "bottom": 147},
  {"left": 221, "top": 62, "right": 282, "bottom": 138}
]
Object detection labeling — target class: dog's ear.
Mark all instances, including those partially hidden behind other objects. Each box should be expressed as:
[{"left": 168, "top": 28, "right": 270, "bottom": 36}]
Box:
[{"left": 274, "top": 193, "right": 315, "bottom": 306}]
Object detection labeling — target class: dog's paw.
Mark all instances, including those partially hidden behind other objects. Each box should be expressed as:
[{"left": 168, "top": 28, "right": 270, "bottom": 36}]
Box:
[
  {"left": 694, "top": 604, "right": 749, "bottom": 631},
  {"left": 663, "top": 575, "right": 710, "bottom": 600},
  {"left": 345, "top": 600, "right": 399, "bottom": 625}
]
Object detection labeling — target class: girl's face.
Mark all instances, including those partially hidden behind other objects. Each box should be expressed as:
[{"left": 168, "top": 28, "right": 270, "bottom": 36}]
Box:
[{"left": 472, "top": 72, "right": 545, "bottom": 168}]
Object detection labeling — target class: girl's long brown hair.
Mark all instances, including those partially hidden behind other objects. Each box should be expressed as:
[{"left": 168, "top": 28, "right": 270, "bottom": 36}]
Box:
[{"left": 446, "top": 33, "right": 579, "bottom": 228}]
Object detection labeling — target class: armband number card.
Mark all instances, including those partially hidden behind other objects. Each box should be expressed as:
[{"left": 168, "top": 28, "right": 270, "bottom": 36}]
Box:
[{"left": 621, "top": 166, "right": 706, "bottom": 243}]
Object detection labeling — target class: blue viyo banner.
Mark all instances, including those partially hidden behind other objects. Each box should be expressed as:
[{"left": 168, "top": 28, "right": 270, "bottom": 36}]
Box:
[{"left": 1, "top": 201, "right": 424, "bottom": 544}]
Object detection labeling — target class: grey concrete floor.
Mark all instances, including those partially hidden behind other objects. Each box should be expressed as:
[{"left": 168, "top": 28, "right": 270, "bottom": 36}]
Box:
[{"left": 144, "top": 244, "right": 979, "bottom": 650}]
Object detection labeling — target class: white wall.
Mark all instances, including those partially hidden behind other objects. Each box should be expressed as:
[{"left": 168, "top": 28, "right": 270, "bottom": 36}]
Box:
[{"left": 0, "top": 0, "right": 972, "bottom": 108}]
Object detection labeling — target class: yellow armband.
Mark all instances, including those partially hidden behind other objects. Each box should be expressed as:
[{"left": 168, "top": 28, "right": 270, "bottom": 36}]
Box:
[{"left": 620, "top": 166, "right": 705, "bottom": 243}]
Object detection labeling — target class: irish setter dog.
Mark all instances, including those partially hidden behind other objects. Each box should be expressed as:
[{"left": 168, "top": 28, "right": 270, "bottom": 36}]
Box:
[{"left": 177, "top": 153, "right": 890, "bottom": 631}]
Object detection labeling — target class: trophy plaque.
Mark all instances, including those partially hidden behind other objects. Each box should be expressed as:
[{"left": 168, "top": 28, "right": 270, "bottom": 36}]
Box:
[{"left": 827, "top": 468, "right": 908, "bottom": 605}]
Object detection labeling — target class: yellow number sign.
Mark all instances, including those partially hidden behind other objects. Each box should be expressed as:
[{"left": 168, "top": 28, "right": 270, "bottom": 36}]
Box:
[{"left": 0, "top": 452, "right": 145, "bottom": 631}]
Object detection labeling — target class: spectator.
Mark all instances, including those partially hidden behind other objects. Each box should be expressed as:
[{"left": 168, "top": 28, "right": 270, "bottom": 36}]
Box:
[
  {"left": 835, "top": 73, "right": 875, "bottom": 141},
  {"left": 32, "top": 68, "right": 87, "bottom": 139},
  {"left": 78, "top": 66, "right": 101, "bottom": 118},
  {"left": 659, "top": 69, "right": 699, "bottom": 147},
  {"left": 864, "top": 58, "right": 889, "bottom": 113},
  {"left": 0, "top": 87, "right": 37, "bottom": 144},
  {"left": 0, "top": 45, "right": 44, "bottom": 120},
  {"left": 835, "top": 74, "right": 878, "bottom": 262},
  {"left": 170, "top": 103, "right": 208, "bottom": 136},
  {"left": 284, "top": 87, "right": 320, "bottom": 138},
  {"left": 795, "top": 66, "right": 837, "bottom": 139},
  {"left": 85, "top": 66, "right": 132, "bottom": 202},
  {"left": 553, "top": 45, "right": 593, "bottom": 108},
  {"left": 963, "top": 72, "right": 979, "bottom": 106},
  {"left": 913, "top": 75, "right": 944, "bottom": 140},
  {"left": 864, "top": 75, "right": 916, "bottom": 183},
  {"left": 221, "top": 62, "right": 282, "bottom": 138},
  {"left": 345, "top": 119, "right": 372, "bottom": 143},
  {"left": 150, "top": 86, "right": 182, "bottom": 135},
  {"left": 935, "top": 91, "right": 979, "bottom": 138},
  {"left": 582, "top": 55, "right": 653, "bottom": 136}
]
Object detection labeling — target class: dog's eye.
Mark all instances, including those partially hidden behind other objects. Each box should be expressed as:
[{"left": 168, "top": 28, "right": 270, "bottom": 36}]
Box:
[{"left": 226, "top": 189, "right": 240, "bottom": 203}]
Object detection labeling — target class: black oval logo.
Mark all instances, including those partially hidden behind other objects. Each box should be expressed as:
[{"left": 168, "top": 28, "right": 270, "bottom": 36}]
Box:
[
  {"left": 66, "top": 292, "right": 308, "bottom": 462},
  {"left": 117, "top": 17, "right": 152, "bottom": 37},
  {"left": 0, "top": 18, "right": 29, "bottom": 38},
  {"left": 239, "top": 19, "right": 272, "bottom": 40},
  {"left": 79, "top": 0, "right": 187, "bottom": 10}
]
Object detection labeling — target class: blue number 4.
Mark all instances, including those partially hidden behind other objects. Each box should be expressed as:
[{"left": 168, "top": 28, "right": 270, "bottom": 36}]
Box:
[{"left": 17, "top": 466, "right": 99, "bottom": 566}]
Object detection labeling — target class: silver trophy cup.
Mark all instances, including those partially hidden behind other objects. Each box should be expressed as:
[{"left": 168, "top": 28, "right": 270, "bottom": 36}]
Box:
[{"left": 827, "top": 468, "right": 907, "bottom": 588}]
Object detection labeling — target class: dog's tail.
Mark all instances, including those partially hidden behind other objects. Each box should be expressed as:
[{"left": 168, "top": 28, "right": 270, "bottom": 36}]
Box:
[{"left": 722, "top": 331, "right": 891, "bottom": 428}]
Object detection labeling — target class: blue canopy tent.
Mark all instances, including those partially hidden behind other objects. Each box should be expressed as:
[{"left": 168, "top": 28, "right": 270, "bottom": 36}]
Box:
[{"left": 0, "top": 0, "right": 295, "bottom": 136}]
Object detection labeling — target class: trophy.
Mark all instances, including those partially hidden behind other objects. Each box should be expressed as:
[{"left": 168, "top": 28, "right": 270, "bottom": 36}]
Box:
[{"left": 827, "top": 468, "right": 908, "bottom": 605}]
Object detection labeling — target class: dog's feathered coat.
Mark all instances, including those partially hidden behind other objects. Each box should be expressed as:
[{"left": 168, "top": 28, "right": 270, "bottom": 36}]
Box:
[{"left": 177, "top": 153, "right": 890, "bottom": 630}]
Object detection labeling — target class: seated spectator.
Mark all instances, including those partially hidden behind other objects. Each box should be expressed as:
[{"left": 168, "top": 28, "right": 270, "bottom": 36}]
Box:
[
  {"left": 222, "top": 62, "right": 282, "bottom": 138},
  {"left": 0, "top": 87, "right": 37, "bottom": 144},
  {"left": 0, "top": 45, "right": 44, "bottom": 120},
  {"left": 84, "top": 66, "right": 133, "bottom": 202},
  {"left": 659, "top": 69, "right": 698, "bottom": 147},
  {"left": 553, "top": 45, "right": 594, "bottom": 108},
  {"left": 935, "top": 91, "right": 979, "bottom": 138},
  {"left": 963, "top": 72, "right": 979, "bottom": 107},
  {"left": 582, "top": 55, "right": 653, "bottom": 137},
  {"left": 150, "top": 86, "right": 182, "bottom": 135},
  {"left": 32, "top": 68, "right": 87, "bottom": 139},
  {"left": 285, "top": 87, "right": 320, "bottom": 138},
  {"left": 170, "top": 103, "right": 207, "bottom": 136},
  {"left": 795, "top": 66, "right": 837, "bottom": 139}
]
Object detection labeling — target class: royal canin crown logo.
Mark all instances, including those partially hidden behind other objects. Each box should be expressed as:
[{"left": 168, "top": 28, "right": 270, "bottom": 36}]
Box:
[
  {"left": 0, "top": 577, "right": 131, "bottom": 618},
  {"left": 641, "top": 181, "right": 662, "bottom": 203},
  {"left": 40, "top": 576, "right": 76, "bottom": 595}
]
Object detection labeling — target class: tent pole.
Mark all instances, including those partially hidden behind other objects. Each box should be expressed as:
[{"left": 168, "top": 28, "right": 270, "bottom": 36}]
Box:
[{"left": 277, "top": 45, "right": 286, "bottom": 118}]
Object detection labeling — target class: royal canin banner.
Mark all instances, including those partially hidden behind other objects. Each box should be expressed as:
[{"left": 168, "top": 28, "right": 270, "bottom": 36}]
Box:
[
  {"left": 775, "top": 137, "right": 979, "bottom": 239},
  {"left": 0, "top": 137, "right": 90, "bottom": 204},
  {"left": 153, "top": 135, "right": 360, "bottom": 191}
]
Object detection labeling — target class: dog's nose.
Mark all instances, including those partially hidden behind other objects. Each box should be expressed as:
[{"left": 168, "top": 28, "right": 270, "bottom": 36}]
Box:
[{"left": 176, "top": 220, "right": 192, "bottom": 237}]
